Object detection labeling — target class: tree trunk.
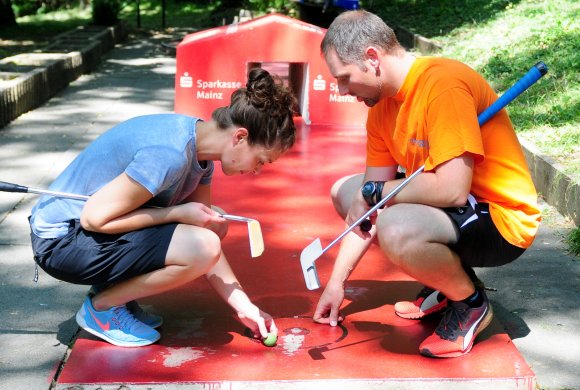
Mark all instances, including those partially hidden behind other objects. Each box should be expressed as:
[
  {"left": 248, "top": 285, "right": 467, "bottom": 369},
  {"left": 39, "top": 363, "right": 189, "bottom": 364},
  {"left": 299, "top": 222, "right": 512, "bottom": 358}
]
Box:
[{"left": 0, "top": 0, "right": 17, "bottom": 27}]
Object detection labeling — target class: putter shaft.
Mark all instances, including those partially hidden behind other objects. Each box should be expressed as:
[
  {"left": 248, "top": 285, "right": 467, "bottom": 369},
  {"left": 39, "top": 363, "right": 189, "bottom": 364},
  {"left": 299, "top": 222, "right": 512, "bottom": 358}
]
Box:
[
  {"left": 0, "top": 181, "right": 264, "bottom": 257},
  {"left": 320, "top": 166, "right": 424, "bottom": 257}
]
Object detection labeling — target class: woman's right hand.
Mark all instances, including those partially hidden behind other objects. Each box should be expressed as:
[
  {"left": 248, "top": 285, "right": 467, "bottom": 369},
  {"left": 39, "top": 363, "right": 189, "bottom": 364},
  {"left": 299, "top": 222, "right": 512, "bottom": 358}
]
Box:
[
  {"left": 174, "top": 202, "right": 225, "bottom": 228},
  {"left": 236, "top": 303, "right": 277, "bottom": 340}
]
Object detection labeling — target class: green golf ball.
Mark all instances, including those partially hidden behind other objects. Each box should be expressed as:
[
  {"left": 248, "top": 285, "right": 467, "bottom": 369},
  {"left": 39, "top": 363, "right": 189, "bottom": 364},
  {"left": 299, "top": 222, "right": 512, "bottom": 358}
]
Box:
[{"left": 263, "top": 333, "right": 277, "bottom": 347}]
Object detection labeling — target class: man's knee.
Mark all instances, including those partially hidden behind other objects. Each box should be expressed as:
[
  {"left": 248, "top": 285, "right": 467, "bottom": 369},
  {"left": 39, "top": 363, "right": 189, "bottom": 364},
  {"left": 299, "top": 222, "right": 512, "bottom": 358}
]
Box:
[
  {"left": 376, "top": 221, "right": 408, "bottom": 264},
  {"left": 375, "top": 206, "right": 422, "bottom": 264},
  {"left": 331, "top": 174, "right": 363, "bottom": 217}
]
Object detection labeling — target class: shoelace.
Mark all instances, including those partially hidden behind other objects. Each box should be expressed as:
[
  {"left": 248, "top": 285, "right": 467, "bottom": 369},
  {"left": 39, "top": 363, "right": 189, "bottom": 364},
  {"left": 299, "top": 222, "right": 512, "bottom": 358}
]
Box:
[
  {"left": 111, "top": 306, "right": 139, "bottom": 330},
  {"left": 435, "top": 304, "right": 469, "bottom": 341}
]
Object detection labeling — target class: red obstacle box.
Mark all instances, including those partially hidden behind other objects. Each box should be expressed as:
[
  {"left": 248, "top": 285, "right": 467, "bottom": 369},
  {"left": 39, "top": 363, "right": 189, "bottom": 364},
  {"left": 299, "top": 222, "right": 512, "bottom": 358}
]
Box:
[
  {"left": 58, "top": 124, "right": 537, "bottom": 388},
  {"left": 174, "top": 13, "right": 368, "bottom": 126}
]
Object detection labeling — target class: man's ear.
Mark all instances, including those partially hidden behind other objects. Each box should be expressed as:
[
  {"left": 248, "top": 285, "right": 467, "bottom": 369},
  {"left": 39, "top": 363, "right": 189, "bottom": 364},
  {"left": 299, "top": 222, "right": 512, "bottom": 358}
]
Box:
[{"left": 365, "top": 46, "right": 381, "bottom": 71}]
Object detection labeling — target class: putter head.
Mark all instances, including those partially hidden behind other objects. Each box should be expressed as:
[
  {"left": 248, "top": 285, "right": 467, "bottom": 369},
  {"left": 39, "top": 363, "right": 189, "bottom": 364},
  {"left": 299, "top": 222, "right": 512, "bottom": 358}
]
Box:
[
  {"left": 247, "top": 220, "right": 264, "bottom": 258},
  {"left": 300, "top": 238, "right": 323, "bottom": 290},
  {"left": 221, "top": 214, "right": 264, "bottom": 258}
]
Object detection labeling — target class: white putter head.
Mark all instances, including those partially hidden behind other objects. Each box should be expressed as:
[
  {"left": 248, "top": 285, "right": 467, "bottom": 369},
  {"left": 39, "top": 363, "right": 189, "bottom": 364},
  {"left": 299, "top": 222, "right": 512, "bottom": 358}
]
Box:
[
  {"left": 246, "top": 219, "right": 264, "bottom": 258},
  {"left": 221, "top": 214, "right": 264, "bottom": 258},
  {"left": 300, "top": 238, "right": 323, "bottom": 290}
]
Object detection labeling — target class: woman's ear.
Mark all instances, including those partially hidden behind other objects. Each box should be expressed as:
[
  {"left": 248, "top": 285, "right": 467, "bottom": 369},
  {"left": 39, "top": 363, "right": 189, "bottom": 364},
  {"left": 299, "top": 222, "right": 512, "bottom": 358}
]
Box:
[{"left": 233, "top": 127, "right": 249, "bottom": 145}]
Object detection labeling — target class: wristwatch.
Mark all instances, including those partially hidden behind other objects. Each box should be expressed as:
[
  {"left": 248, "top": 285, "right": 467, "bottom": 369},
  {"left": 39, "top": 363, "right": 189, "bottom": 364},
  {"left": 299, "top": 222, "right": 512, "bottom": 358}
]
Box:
[
  {"left": 362, "top": 180, "right": 386, "bottom": 207},
  {"left": 362, "top": 181, "right": 378, "bottom": 206}
]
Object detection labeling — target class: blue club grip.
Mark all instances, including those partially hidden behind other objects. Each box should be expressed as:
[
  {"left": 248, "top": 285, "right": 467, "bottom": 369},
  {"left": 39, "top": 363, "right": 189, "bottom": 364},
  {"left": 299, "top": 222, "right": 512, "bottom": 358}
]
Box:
[{"left": 478, "top": 61, "right": 547, "bottom": 126}]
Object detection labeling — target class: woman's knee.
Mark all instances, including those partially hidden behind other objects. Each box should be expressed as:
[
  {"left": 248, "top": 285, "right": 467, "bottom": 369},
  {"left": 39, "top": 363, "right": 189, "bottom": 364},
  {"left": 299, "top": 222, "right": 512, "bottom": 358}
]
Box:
[{"left": 166, "top": 225, "right": 222, "bottom": 270}]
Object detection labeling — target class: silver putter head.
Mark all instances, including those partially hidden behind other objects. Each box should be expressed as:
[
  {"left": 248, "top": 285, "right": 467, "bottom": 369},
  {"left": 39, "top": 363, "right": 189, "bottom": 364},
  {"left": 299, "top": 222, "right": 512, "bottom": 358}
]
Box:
[{"left": 300, "top": 238, "right": 323, "bottom": 290}]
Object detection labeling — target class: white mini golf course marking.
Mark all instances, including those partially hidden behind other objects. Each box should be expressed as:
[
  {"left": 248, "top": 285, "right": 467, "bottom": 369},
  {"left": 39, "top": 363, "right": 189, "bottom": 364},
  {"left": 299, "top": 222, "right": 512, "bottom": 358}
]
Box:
[
  {"left": 161, "top": 347, "right": 211, "bottom": 367},
  {"left": 281, "top": 327, "right": 309, "bottom": 356}
]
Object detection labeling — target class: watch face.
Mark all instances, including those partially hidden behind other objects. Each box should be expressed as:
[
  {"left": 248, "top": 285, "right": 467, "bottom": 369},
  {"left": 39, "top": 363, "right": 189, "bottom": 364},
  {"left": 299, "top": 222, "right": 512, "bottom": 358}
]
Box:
[{"left": 362, "top": 181, "right": 376, "bottom": 196}]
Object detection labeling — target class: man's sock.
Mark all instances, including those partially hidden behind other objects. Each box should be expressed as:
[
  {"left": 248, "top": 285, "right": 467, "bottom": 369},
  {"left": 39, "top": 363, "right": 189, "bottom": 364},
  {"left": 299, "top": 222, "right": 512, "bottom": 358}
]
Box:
[{"left": 461, "top": 289, "right": 483, "bottom": 308}]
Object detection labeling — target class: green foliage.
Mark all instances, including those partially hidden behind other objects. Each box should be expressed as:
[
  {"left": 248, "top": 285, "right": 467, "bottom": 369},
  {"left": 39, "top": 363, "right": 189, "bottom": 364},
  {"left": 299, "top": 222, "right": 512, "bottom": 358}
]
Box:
[
  {"left": 1, "top": 8, "right": 91, "bottom": 59},
  {"left": 367, "top": 0, "right": 515, "bottom": 38},
  {"left": 439, "top": 0, "right": 579, "bottom": 179},
  {"left": 11, "top": 0, "right": 38, "bottom": 18},
  {"left": 11, "top": 0, "right": 81, "bottom": 17},
  {"left": 92, "top": 0, "right": 121, "bottom": 25},
  {"left": 115, "top": 0, "right": 295, "bottom": 31},
  {"left": 566, "top": 227, "right": 580, "bottom": 257},
  {"left": 244, "top": 0, "right": 296, "bottom": 14},
  {"left": 119, "top": 0, "right": 223, "bottom": 30}
]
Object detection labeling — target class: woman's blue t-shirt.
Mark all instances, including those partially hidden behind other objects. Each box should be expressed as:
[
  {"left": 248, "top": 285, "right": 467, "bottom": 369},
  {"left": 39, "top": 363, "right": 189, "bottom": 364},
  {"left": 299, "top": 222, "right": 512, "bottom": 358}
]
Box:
[{"left": 30, "top": 114, "right": 213, "bottom": 238}]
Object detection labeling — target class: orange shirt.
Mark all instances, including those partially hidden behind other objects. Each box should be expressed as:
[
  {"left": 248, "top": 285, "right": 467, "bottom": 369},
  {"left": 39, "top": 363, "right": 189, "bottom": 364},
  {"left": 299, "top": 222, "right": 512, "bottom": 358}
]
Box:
[{"left": 367, "top": 57, "right": 540, "bottom": 248}]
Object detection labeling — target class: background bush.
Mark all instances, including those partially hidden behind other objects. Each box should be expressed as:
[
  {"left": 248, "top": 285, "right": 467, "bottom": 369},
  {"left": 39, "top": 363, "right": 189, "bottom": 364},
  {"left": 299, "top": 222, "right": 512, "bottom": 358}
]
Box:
[{"left": 12, "top": 0, "right": 82, "bottom": 17}]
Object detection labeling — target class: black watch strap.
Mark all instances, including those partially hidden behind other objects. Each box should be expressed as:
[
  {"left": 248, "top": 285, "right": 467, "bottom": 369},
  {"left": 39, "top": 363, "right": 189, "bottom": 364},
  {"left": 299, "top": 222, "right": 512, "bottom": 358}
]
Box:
[
  {"left": 362, "top": 180, "right": 387, "bottom": 207},
  {"left": 375, "top": 180, "right": 385, "bottom": 206}
]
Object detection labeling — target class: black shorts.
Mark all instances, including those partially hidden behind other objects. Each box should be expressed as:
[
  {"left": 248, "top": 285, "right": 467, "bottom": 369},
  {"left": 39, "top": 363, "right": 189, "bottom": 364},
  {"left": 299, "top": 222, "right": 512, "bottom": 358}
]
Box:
[
  {"left": 30, "top": 219, "right": 177, "bottom": 285},
  {"left": 443, "top": 195, "right": 525, "bottom": 268}
]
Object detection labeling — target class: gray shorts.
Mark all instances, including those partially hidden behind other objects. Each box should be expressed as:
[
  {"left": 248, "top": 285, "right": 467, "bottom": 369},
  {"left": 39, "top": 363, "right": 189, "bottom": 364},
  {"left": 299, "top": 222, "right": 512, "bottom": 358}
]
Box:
[
  {"left": 30, "top": 219, "right": 177, "bottom": 285},
  {"left": 444, "top": 195, "right": 525, "bottom": 268}
]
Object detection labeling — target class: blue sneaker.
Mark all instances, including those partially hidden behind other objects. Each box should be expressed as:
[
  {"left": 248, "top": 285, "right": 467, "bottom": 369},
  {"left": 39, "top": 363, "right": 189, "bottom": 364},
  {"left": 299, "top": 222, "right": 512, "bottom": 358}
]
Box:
[
  {"left": 76, "top": 296, "right": 160, "bottom": 347},
  {"left": 89, "top": 286, "right": 163, "bottom": 329},
  {"left": 126, "top": 300, "right": 163, "bottom": 329}
]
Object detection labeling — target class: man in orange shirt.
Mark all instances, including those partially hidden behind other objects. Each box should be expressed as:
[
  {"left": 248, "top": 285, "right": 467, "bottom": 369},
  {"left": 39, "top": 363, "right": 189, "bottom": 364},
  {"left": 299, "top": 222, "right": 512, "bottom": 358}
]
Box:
[{"left": 313, "top": 10, "right": 541, "bottom": 357}]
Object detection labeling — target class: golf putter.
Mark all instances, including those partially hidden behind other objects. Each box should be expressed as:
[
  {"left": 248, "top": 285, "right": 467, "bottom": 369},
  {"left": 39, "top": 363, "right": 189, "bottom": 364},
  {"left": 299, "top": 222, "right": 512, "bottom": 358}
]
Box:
[
  {"left": 0, "top": 181, "right": 264, "bottom": 258},
  {"left": 220, "top": 214, "right": 264, "bottom": 257},
  {"left": 300, "top": 61, "right": 548, "bottom": 290}
]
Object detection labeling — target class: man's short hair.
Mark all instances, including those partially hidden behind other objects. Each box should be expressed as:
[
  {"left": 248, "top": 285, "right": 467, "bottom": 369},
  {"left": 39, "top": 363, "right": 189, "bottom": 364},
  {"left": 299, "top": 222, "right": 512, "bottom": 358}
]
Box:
[{"left": 321, "top": 10, "right": 402, "bottom": 69}]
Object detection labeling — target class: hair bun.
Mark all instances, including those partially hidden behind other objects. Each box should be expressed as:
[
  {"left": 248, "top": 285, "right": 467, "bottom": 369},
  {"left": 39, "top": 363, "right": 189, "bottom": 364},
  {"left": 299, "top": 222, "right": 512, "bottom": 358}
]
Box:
[
  {"left": 245, "top": 68, "right": 277, "bottom": 109},
  {"left": 246, "top": 68, "right": 273, "bottom": 90},
  {"left": 216, "top": 67, "right": 296, "bottom": 153}
]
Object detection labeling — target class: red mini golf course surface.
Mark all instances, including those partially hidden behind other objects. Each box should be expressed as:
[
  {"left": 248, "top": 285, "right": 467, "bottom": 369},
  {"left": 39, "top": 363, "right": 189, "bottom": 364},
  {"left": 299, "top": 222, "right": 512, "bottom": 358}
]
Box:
[{"left": 56, "top": 120, "right": 536, "bottom": 389}]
